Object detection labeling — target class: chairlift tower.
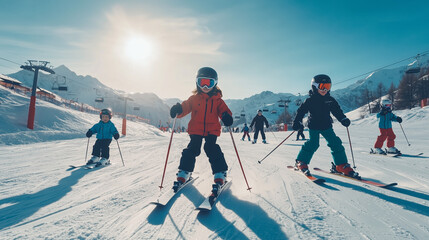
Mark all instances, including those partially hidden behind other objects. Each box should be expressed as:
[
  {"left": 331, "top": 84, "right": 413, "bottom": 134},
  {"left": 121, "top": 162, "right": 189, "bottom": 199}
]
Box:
[
  {"left": 119, "top": 95, "right": 133, "bottom": 135},
  {"left": 20, "top": 60, "right": 55, "bottom": 129}
]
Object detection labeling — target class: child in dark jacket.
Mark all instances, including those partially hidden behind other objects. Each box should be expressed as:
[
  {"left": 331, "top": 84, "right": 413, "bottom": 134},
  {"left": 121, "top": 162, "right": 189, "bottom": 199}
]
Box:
[
  {"left": 250, "top": 110, "right": 269, "bottom": 144},
  {"left": 292, "top": 74, "right": 359, "bottom": 178},
  {"left": 372, "top": 97, "right": 403, "bottom": 154},
  {"left": 86, "top": 109, "right": 120, "bottom": 166},
  {"left": 169, "top": 67, "right": 233, "bottom": 190}
]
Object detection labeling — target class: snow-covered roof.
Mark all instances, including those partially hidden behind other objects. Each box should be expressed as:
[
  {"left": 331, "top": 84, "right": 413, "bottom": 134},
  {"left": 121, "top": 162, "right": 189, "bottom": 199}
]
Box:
[{"left": 0, "top": 73, "right": 22, "bottom": 85}]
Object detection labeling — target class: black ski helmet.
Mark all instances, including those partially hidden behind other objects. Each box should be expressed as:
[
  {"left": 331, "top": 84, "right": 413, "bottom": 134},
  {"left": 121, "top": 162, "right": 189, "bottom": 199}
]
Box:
[
  {"left": 196, "top": 67, "right": 218, "bottom": 80},
  {"left": 311, "top": 74, "right": 332, "bottom": 93},
  {"left": 100, "top": 108, "right": 112, "bottom": 119}
]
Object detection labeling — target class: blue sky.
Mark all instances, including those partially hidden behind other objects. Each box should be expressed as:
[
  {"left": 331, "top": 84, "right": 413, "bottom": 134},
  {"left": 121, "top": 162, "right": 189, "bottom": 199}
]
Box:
[{"left": 1, "top": 0, "right": 428, "bottom": 100}]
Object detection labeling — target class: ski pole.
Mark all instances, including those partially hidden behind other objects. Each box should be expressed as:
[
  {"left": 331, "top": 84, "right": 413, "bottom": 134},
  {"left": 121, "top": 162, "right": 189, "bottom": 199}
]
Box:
[
  {"left": 116, "top": 139, "right": 125, "bottom": 166},
  {"left": 399, "top": 122, "right": 411, "bottom": 146},
  {"left": 346, "top": 127, "right": 356, "bottom": 169},
  {"left": 258, "top": 131, "right": 295, "bottom": 164},
  {"left": 229, "top": 127, "right": 252, "bottom": 191},
  {"left": 84, "top": 137, "right": 90, "bottom": 163},
  {"left": 270, "top": 130, "right": 278, "bottom": 141},
  {"left": 159, "top": 116, "right": 177, "bottom": 190}
]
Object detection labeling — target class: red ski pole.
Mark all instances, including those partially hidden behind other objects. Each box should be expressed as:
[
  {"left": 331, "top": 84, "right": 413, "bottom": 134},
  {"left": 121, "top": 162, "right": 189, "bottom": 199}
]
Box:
[
  {"left": 229, "top": 127, "right": 252, "bottom": 191},
  {"left": 159, "top": 116, "right": 177, "bottom": 190},
  {"left": 258, "top": 131, "right": 295, "bottom": 164}
]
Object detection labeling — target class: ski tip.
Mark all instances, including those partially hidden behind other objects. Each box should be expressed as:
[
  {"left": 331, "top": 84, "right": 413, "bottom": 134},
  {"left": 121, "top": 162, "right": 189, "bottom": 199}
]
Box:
[
  {"left": 381, "top": 183, "right": 398, "bottom": 188},
  {"left": 313, "top": 167, "right": 321, "bottom": 171},
  {"left": 314, "top": 179, "right": 326, "bottom": 184}
]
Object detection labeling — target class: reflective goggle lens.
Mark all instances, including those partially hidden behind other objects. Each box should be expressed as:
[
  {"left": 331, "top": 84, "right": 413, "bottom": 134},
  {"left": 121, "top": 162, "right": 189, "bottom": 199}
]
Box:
[
  {"left": 197, "top": 77, "right": 217, "bottom": 89},
  {"left": 318, "top": 83, "right": 331, "bottom": 91}
]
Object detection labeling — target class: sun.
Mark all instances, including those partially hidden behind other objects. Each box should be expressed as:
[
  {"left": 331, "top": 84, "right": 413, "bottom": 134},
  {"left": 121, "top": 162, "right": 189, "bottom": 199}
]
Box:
[{"left": 123, "top": 35, "right": 154, "bottom": 62}]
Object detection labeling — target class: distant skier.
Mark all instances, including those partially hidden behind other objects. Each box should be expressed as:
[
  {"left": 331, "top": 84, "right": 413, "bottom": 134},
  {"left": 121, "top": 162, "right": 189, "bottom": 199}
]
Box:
[
  {"left": 250, "top": 110, "right": 269, "bottom": 144},
  {"left": 85, "top": 109, "right": 120, "bottom": 166},
  {"left": 169, "top": 67, "right": 233, "bottom": 190},
  {"left": 372, "top": 97, "right": 403, "bottom": 154},
  {"left": 241, "top": 123, "right": 251, "bottom": 141},
  {"left": 296, "top": 126, "right": 306, "bottom": 141},
  {"left": 292, "top": 74, "right": 359, "bottom": 178}
]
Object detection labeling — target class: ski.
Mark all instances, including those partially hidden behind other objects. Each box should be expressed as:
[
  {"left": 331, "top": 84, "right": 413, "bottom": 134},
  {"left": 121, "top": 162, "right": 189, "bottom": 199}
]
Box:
[
  {"left": 196, "top": 180, "right": 232, "bottom": 211},
  {"left": 85, "top": 162, "right": 111, "bottom": 169},
  {"left": 368, "top": 149, "right": 401, "bottom": 158},
  {"left": 150, "top": 176, "right": 199, "bottom": 206},
  {"left": 286, "top": 166, "right": 325, "bottom": 184},
  {"left": 313, "top": 167, "right": 397, "bottom": 188},
  {"left": 398, "top": 153, "right": 424, "bottom": 157}
]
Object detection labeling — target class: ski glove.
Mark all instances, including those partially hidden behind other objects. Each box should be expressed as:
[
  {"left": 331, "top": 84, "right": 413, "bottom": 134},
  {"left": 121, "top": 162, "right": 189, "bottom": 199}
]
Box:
[
  {"left": 396, "top": 117, "right": 402, "bottom": 123},
  {"left": 221, "top": 112, "right": 233, "bottom": 126},
  {"left": 341, "top": 118, "right": 351, "bottom": 127},
  {"left": 113, "top": 133, "right": 120, "bottom": 140},
  {"left": 170, "top": 103, "right": 183, "bottom": 118},
  {"left": 86, "top": 129, "right": 93, "bottom": 138},
  {"left": 292, "top": 121, "right": 303, "bottom": 131}
]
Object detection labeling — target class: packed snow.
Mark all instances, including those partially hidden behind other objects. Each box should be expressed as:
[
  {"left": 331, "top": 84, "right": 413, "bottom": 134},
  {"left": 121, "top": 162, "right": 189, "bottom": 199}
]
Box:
[{"left": 1, "top": 85, "right": 429, "bottom": 239}]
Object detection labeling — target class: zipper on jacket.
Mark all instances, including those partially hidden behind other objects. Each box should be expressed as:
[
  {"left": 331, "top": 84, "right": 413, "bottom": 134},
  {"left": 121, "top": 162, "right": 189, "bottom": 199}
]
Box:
[
  {"left": 210, "top": 99, "right": 214, "bottom": 113},
  {"left": 203, "top": 98, "right": 208, "bottom": 135}
]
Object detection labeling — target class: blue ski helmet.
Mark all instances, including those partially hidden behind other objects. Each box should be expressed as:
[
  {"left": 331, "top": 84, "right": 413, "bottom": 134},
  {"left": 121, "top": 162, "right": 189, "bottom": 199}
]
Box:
[{"left": 100, "top": 108, "right": 112, "bottom": 119}]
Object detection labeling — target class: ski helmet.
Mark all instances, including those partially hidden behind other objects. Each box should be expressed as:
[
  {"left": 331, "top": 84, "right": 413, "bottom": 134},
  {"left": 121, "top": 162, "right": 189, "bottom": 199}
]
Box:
[
  {"left": 311, "top": 74, "right": 332, "bottom": 93},
  {"left": 196, "top": 67, "right": 218, "bottom": 91},
  {"left": 380, "top": 97, "right": 392, "bottom": 108},
  {"left": 100, "top": 108, "right": 112, "bottom": 119}
]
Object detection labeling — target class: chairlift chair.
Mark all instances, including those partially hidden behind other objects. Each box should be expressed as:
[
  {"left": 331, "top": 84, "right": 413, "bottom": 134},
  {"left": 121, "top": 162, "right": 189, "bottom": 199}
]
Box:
[
  {"left": 235, "top": 115, "right": 241, "bottom": 119},
  {"left": 95, "top": 97, "right": 104, "bottom": 103},
  {"left": 134, "top": 106, "right": 140, "bottom": 110},
  {"left": 406, "top": 54, "right": 421, "bottom": 74}
]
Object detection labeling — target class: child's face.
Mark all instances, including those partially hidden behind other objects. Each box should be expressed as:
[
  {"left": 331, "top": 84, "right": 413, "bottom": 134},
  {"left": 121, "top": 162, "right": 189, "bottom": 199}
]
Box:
[
  {"left": 101, "top": 114, "right": 110, "bottom": 122},
  {"left": 318, "top": 89, "right": 328, "bottom": 96}
]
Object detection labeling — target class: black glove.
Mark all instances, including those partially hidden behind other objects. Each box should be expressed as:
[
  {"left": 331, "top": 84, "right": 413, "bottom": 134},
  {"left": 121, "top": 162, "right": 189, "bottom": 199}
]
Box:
[
  {"left": 266, "top": 124, "right": 269, "bottom": 128},
  {"left": 170, "top": 103, "right": 183, "bottom": 118},
  {"left": 86, "top": 129, "right": 93, "bottom": 138},
  {"left": 396, "top": 117, "right": 402, "bottom": 123},
  {"left": 113, "top": 133, "right": 120, "bottom": 140},
  {"left": 221, "top": 112, "right": 233, "bottom": 126},
  {"left": 341, "top": 118, "right": 351, "bottom": 127},
  {"left": 293, "top": 121, "right": 304, "bottom": 131}
]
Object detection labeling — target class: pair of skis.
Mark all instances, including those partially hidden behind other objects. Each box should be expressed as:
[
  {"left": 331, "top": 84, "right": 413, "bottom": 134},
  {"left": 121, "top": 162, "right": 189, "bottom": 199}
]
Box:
[
  {"left": 287, "top": 165, "right": 397, "bottom": 188},
  {"left": 68, "top": 162, "right": 111, "bottom": 170},
  {"left": 150, "top": 176, "right": 231, "bottom": 211}
]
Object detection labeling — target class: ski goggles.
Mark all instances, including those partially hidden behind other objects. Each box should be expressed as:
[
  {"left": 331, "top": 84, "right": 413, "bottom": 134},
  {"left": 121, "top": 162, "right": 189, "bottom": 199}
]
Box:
[
  {"left": 384, "top": 104, "right": 392, "bottom": 108},
  {"left": 196, "top": 77, "right": 217, "bottom": 90},
  {"left": 313, "top": 82, "right": 331, "bottom": 92}
]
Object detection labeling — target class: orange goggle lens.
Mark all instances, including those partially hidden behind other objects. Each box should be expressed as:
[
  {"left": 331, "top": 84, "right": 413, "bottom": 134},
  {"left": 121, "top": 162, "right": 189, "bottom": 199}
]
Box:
[
  {"left": 318, "top": 83, "right": 331, "bottom": 91},
  {"left": 196, "top": 77, "right": 217, "bottom": 89}
]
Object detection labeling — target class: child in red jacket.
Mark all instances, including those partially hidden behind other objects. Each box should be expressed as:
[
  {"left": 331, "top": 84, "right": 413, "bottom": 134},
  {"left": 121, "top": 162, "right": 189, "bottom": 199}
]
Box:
[{"left": 170, "top": 67, "right": 233, "bottom": 191}]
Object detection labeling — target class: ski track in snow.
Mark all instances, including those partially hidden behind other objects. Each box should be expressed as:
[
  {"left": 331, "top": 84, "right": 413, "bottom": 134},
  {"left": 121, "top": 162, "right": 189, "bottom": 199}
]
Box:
[{"left": 1, "top": 105, "right": 429, "bottom": 239}]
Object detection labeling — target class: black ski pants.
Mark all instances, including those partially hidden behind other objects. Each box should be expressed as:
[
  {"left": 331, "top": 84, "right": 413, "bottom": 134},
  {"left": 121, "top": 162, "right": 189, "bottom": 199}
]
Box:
[
  {"left": 179, "top": 134, "right": 228, "bottom": 174},
  {"left": 253, "top": 127, "right": 266, "bottom": 140},
  {"left": 92, "top": 139, "right": 112, "bottom": 159},
  {"left": 296, "top": 129, "right": 305, "bottom": 140}
]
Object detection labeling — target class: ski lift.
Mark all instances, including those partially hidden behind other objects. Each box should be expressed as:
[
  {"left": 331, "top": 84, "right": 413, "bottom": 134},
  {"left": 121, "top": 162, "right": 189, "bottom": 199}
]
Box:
[
  {"left": 133, "top": 106, "right": 140, "bottom": 110},
  {"left": 95, "top": 97, "right": 104, "bottom": 103},
  {"left": 234, "top": 115, "right": 241, "bottom": 119},
  {"left": 240, "top": 108, "right": 246, "bottom": 117},
  {"left": 52, "top": 76, "right": 68, "bottom": 91},
  {"left": 271, "top": 110, "right": 277, "bottom": 114},
  {"left": 405, "top": 54, "right": 421, "bottom": 74},
  {"left": 295, "top": 99, "right": 302, "bottom": 106}
]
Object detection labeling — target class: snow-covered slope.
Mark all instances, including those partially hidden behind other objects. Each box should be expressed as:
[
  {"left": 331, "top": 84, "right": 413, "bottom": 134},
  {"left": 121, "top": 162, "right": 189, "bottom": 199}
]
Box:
[{"left": 1, "top": 87, "right": 429, "bottom": 239}]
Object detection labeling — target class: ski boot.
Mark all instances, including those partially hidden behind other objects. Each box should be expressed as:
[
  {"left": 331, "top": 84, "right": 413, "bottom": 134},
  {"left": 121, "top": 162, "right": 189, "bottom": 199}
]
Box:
[
  {"left": 332, "top": 162, "right": 360, "bottom": 179},
  {"left": 173, "top": 170, "right": 191, "bottom": 192},
  {"left": 372, "top": 148, "right": 386, "bottom": 155},
  {"left": 386, "top": 147, "right": 401, "bottom": 155},
  {"left": 248, "top": 137, "right": 251, "bottom": 141},
  {"left": 86, "top": 155, "right": 100, "bottom": 165},
  {"left": 295, "top": 160, "right": 311, "bottom": 176},
  {"left": 214, "top": 171, "right": 227, "bottom": 186},
  {"left": 262, "top": 139, "right": 267, "bottom": 144},
  {"left": 96, "top": 158, "right": 110, "bottom": 166},
  {"left": 241, "top": 137, "right": 245, "bottom": 141}
]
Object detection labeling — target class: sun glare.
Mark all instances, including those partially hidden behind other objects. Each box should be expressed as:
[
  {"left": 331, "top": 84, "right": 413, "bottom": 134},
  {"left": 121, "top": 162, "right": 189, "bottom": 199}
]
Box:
[{"left": 123, "top": 35, "right": 154, "bottom": 62}]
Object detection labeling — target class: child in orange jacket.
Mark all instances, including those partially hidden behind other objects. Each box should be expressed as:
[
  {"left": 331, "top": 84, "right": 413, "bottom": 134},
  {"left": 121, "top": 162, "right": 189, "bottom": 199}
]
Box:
[{"left": 170, "top": 67, "right": 233, "bottom": 190}]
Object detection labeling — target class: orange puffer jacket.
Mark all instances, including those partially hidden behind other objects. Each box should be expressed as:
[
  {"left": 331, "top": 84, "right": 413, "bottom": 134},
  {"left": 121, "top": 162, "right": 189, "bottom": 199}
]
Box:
[{"left": 178, "top": 92, "right": 232, "bottom": 136}]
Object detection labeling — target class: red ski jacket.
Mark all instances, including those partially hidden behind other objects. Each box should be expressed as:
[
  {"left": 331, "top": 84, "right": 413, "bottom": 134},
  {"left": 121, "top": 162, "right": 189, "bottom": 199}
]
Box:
[{"left": 178, "top": 92, "right": 232, "bottom": 136}]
